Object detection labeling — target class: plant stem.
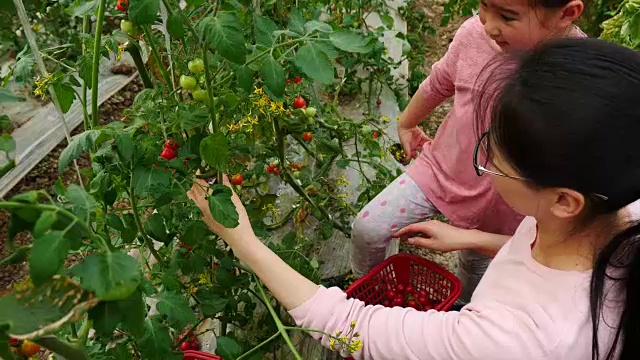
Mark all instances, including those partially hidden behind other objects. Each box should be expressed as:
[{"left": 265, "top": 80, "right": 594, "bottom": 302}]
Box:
[
  {"left": 143, "top": 26, "right": 173, "bottom": 92},
  {"left": 237, "top": 331, "right": 280, "bottom": 360},
  {"left": 34, "top": 336, "right": 89, "bottom": 360},
  {"left": 77, "top": 317, "right": 92, "bottom": 345},
  {"left": 0, "top": 202, "right": 92, "bottom": 236},
  {"left": 127, "top": 174, "right": 164, "bottom": 266},
  {"left": 202, "top": 48, "right": 218, "bottom": 131},
  {"left": 127, "top": 42, "right": 154, "bottom": 89},
  {"left": 81, "top": 15, "right": 90, "bottom": 130},
  {"left": 293, "top": 136, "right": 322, "bottom": 165},
  {"left": 255, "top": 278, "right": 302, "bottom": 360},
  {"left": 90, "top": 0, "right": 107, "bottom": 129}
]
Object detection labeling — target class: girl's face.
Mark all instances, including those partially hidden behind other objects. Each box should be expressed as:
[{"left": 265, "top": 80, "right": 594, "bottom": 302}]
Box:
[{"left": 478, "top": 0, "right": 582, "bottom": 51}]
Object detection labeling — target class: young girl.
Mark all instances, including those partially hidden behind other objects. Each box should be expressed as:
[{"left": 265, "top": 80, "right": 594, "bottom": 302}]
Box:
[
  {"left": 188, "top": 38, "right": 640, "bottom": 359},
  {"left": 344, "top": 0, "right": 586, "bottom": 301}
]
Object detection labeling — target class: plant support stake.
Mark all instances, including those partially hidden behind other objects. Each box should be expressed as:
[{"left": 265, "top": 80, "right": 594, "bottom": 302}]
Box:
[{"left": 12, "top": 0, "right": 84, "bottom": 189}]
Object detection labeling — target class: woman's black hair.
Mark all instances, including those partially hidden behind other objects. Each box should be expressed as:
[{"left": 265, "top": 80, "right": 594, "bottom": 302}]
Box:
[{"left": 474, "top": 38, "right": 640, "bottom": 359}]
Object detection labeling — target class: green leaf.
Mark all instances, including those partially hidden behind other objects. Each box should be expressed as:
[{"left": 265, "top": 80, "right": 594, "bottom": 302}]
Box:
[
  {"left": 0, "top": 133, "right": 16, "bottom": 154},
  {"left": 128, "top": 0, "right": 160, "bottom": 25},
  {"left": 120, "top": 290, "right": 146, "bottom": 337},
  {"left": 7, "top": 213, "right": 33, "bottom": 247},
  {"left": 133, "top": 166, "right": 171, "bottom": 197},
  {"left": 295, "top": 43, "right": 334, "bottom": 85},
  {"left": 67, "top": 0, "right": 98, "bottom": 17},
  {"left": 156, "top": 291, "right": 196, "bottom": 326},
  {"left": 0, "top": 277, "right": 94, "bottom": 336},
  {"left": 254, "top": 14, "right": 279, "bottom": 46},
  {"left": 116, "top": 134, "right": 135, "bottom": 162},
  {"left": 89, "top": 301, "right": 123, "bottom": 337},
  {"left": 198, "top": 295, "right": 228, "bottom": 318},
  {"left": 0, "top": 88, "right": 25, "bottom": 103},
  {"left": 304, "top": 20, "right": 332, "bottom": 34},
  {"left": 77, "top": 54, "right": 93, "bottom": 89},
  {"left": 185, "top": 0, "right": 205, "bottom": 5},
  {"left": 65, "top": 184, "right": 97, "bottom": 221},
  {"left": 198, "top": 12, "right": 247, "bottom": 64},
  {"left": 235, "top": 66, "right": 253, "bottom": 93},
  {"left": 200, "top": 133, "right": 229, "bottom": 171},
  {"left": 33, "top": 211, "right": 58, "bottom": 238},
  {"left": 28, "top": 231, "right": 70, "bottom": 286},
  {"left": 330, "top": 30, "right": 373, "bottom": 53},
  {"left": 166, "top": 12, "right": 185, "bottom": 39},
  {"left": 0, "top": 245, "right": 29, "bottom": 266},
  {"left": 0, "top": 114, "right": 12, "bottom": 132},
  {"left": 207, "top": 185, "right": 239, "bottom": 228},
  {"left": 52, "top": 82, "right": 76, "bottom": 113},
  {"left": 144, "top": 213, "right": 169, "bottom": 243},
  {"left": 288, "top": 8, "right": 305, "bottom": 34},
  {"left": 137, "top": 317, "right": 175, "bottom": 360},
  {"left": 181, "top": 220, "right": 210, "bottom": 246},
  {"left": 380, "top": 14, "right": 395, "bottom": 29},
  {"left": 215, "top": 336, "right": 243, "bottom": 360},
  {"left": 13, "top": 47, "right": 34, "bottom": 84},
  {"left": 178, "top": 106, "right": 209, "bottom": 131},
  {"left": 59, "top": 130, "right": 103, "bottom": 174},
  {"left": 260, "top": 55, "right": 285, "bottom": 99},
  {"left": 72, "top": 252, "right": 141, "bottom": 301}
]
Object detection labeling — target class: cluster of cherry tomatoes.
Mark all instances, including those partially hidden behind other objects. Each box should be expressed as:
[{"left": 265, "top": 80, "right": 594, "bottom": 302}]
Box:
[
  {"left": 7, "top": 338, "right": 41, "bottom": 358},
  {"left": 381, "top": 283, "right": 434, "bottom": 310},
  {"left": 177, "top": 328, "right": 201, "bottom": 353},
  {"left": 160, "top": 139, "right": 179, "bottom": 161},
  {"left": 286, "top": 76, "right": 303, "bottom": 85},
  {"left": 266, "top": 161, "right": 280, "bottom": 175},
  {"left": 179, "top": 58, "right": 209, "bottom": 102}
]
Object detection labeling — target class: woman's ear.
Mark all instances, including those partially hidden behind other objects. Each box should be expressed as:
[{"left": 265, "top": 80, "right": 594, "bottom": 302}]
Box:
[
  {"left": 558, "top": 0, "right": 584, "bottom": 27},
  {"left": 549, "top": 188, "right": 586, "bottom": 219}
]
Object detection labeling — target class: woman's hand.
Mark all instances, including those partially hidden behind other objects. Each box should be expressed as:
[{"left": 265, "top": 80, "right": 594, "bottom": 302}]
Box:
[
  {"left": 398, "top": 125, "right": 430, "bottom": 161},
  {"left": 187, "top": 175, "right": 254, "bottom": 243},
  {"left": 392, "top": 220, "right": 473, "bottom": 252}
]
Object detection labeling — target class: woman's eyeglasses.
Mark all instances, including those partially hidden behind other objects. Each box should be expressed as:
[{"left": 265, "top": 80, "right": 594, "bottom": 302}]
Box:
[{"left": 472, "top": 131, "right": 608, "bottom": 201}]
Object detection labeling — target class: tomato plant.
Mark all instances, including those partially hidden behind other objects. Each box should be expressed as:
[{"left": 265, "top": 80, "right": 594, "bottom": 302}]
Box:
[{"left": 0, "top": 0, "right": 411, "bottom": 359}]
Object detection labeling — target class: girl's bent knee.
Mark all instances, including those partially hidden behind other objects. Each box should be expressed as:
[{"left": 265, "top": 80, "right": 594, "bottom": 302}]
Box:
[{"left": 351, "top": 215, "right": 389, "bottom": 247}]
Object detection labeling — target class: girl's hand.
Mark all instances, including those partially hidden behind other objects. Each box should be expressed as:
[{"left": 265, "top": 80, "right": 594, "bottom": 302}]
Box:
[
  {"left": 392, "top": 220, "right": 473, "bottom": 252},
  {"left": 398, "top": 125, "right": 430, "bottom": 161},
  {"left": 187, "top": 175, "right": 254, "bottom": 243}
]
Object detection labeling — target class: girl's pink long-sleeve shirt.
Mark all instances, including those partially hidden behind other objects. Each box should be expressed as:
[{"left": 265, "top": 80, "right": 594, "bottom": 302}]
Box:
[
  {"left": 404, "top": 16, "right": 584, "bottom": 235},
  {"left": 290, "top": 217, "right": 621, "bottom": 359}
]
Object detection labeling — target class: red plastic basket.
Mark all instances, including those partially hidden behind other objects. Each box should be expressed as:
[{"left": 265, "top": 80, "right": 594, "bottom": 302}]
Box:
[
  {"left": 345, "top": 254, "right": 462, "bottom": 311},
  {"left": 182, "top": 350, "right": 222, "bottom": 360}
]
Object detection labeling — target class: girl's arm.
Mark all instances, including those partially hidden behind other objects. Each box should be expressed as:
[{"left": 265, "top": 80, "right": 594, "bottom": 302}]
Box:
[{"left": 392, "top": 221, "right": 512, "bottom": 258}]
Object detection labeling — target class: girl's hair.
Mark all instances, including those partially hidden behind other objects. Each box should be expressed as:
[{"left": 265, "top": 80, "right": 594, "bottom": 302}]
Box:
[{"left": 475, "top": 38, "right": 640, "bottom": 359}]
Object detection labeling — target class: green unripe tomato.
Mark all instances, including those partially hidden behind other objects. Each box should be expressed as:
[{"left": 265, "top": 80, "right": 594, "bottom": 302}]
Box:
[
  {"left": 292, "top": 171, "right": 301, "bottom": 179},
  {"left": 188, "top": 58, "right": 205, "bottom": 74},
  {"left": 120, "top": 20, "right": 142, "bottom": 37},
  {"left": 192, "top": 88, "right": 209, "bottom": 102},
  {"left": 179, "top": 75, "right": 198, "bottom": 90},
  {"left": 305, "top": 107, "right": 317, "bottom": 117}
]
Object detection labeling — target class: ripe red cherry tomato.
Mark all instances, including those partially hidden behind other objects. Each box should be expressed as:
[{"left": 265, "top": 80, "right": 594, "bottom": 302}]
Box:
[
  {"left": 392, "top": 295, "right": 405, "bottom": 307},
  {"left": 116, "top": 0, "right": 128, "bottom": 12},
  {"left": 286, "top": 79, "right": 292, "bottom": 85},
  {"left": 385, "top": 290, "right": 396, "bottom": 300},
  {"left": 405, "top": 285, "right": 415, "bottom": 294},
  {"left": 417, "top": 289, "right": 428, "bottom": 298},
  {"left": 180, "top": 341, "right": 191, "bottom": 352},
  {"left": 160, "top": 147, "right": 177, "bottom": 160},
  {"left": 396, "top": 284, "right": 406, "bottom": 294},
  {"left": 382, "top": 299, "right": 391, "bottom": 307},
  {"left": 230, "top": 173, "right": 243, "bottom": 186},
  {"left": 293, "top": 97, "right": 306, "bottom": 109},
  {"left": 376, "top": 99, "right": 382, "bottom": 106},
  {"left": 189, "top": 340, "right": 200, "bottom": 350},
  {"left": 294, "top": 76, "right": 302, "bottom": 83},
  {"left": 302, "top": 132, "right": 313, "bottom": 141}
]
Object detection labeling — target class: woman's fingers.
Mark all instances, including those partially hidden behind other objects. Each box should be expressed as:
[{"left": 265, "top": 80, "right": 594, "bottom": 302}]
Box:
[{"left": 393, "top": 222, "right": 430, "bottom": 238}]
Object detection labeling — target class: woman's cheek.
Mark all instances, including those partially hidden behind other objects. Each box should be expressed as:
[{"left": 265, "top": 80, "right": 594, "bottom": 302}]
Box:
[{"left": 491, "top": 176, "right": 536, "bottom": 215}]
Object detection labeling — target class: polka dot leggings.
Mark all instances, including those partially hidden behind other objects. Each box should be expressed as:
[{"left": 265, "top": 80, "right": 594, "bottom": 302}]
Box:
[{"left": 350, "top": 172, "right": 491, "bottom": 303}]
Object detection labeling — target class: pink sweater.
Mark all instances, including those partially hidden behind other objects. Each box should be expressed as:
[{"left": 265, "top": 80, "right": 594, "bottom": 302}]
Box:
[
  {"left": 290, "top": 217, "right": 621, "bottom": 359},
  {"left": 405, "top": 16, "right": 583, "bottom": 235}
]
